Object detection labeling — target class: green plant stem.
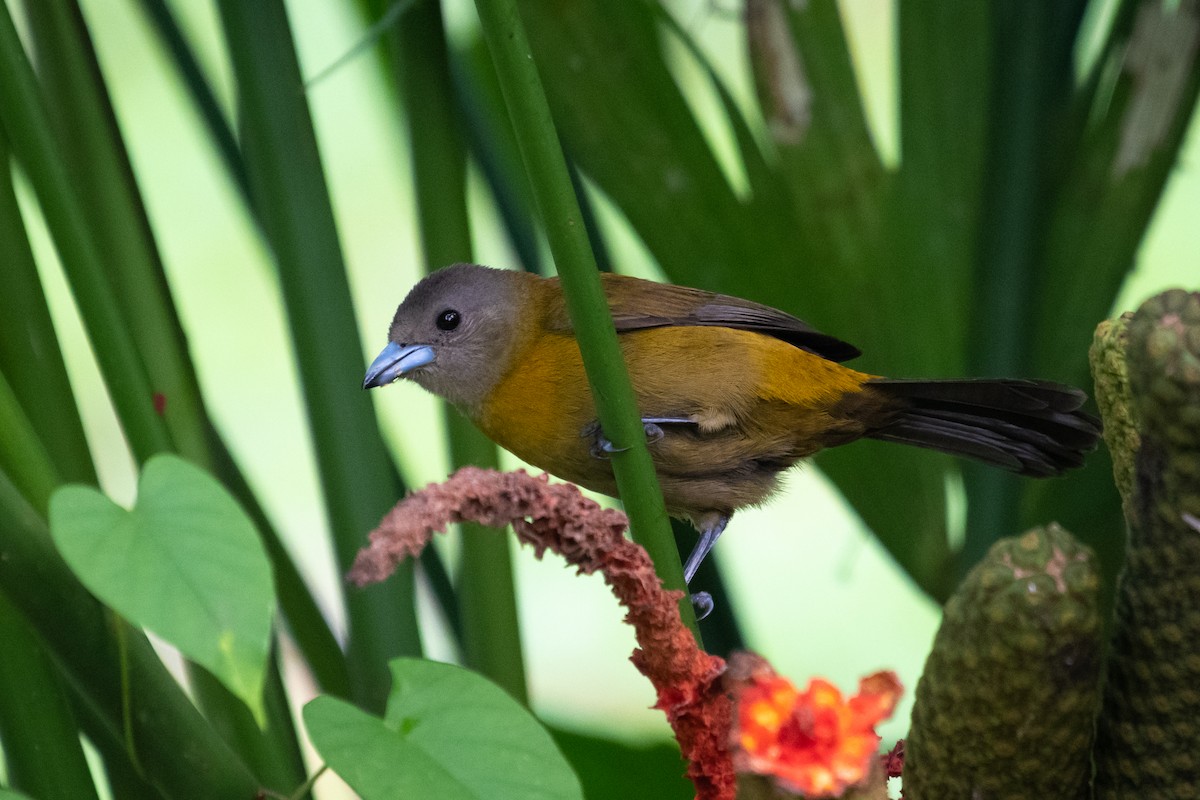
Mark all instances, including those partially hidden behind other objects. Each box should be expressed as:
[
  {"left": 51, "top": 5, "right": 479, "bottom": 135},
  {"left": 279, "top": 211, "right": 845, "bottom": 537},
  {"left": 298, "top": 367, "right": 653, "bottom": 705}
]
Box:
[
  {"left": 0, "top": 593, "right": 99, "bottom": 800},
  {"left": 287, "top": 764, "right": 327, "bottom": 800},
  {"left": 377, "top": 0, "right": 528, "bottom": 702},
  {"left": 214, "top": 0, "right": 422, "bottom": 710},
  {"left": 0, "top": 368, "right": 60, "bottom": 514},
  {"left": 0, "top": 470, "right": 261, "bottom": 800},
  {"left": 131, "top": 0, "right": 252, "bottom": 206},
  {"left": 472, "top": 0, "right": 693, "bottom": 636},
  {"left": 68, "top": 692, "right": 162, "bottom": 800},
  {"left": 24, "top": 0, "right": 209, "bottom": 461},
  {"left": 189, "top": 654, "right": 306, "bottom": 793},
  {"left": 0, "top": 131, "right": 96, "bottom": 485},
  {"left": 0, "top": 3, "right": 170, "bottom": 462},
  {"left": 453, "top": 45, "right": 544, "bottom": 275}
]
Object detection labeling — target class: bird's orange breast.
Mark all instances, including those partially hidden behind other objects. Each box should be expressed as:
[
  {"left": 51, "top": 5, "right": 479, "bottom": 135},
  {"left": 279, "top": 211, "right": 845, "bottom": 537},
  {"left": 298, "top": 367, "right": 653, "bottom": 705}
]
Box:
[{"left": 476, "top": 330, "right": 597, "bottom": 487}]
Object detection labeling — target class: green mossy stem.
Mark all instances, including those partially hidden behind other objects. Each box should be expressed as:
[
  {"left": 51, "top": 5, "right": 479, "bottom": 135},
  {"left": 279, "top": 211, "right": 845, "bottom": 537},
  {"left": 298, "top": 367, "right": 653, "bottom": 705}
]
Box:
[
  {"left": 1089, "top": 312, "right": 1138, "bottom": 512},
  {"left": 1092, "top": 289, "right": 1200, "bottom": 799}
]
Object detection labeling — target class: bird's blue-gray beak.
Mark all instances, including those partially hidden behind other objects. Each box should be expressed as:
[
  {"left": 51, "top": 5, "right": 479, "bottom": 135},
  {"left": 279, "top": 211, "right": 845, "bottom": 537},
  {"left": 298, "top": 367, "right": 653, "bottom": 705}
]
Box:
[{"left": 362, "top": 342, "right": 436, "bottom": 389}]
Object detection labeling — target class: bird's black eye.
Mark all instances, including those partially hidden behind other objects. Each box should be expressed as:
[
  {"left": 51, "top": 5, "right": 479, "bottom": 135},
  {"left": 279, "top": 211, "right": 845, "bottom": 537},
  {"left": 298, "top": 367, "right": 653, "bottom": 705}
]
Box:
[{"left": 436, "top": 309, "right": 461, "bottom": 331}]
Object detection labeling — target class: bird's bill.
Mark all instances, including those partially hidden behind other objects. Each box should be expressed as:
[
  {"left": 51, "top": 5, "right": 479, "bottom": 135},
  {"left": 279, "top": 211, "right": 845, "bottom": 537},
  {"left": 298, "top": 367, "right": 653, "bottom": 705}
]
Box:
[{"left": 362, "top": 342, "right": 435, "bottom": 389}]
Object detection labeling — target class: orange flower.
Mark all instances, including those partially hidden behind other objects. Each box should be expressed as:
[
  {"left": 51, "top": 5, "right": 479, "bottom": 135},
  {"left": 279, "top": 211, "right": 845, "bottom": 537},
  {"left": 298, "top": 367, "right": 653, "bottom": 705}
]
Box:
[{"left": 733, "top": 664, "right": 902, "bottom": 797}]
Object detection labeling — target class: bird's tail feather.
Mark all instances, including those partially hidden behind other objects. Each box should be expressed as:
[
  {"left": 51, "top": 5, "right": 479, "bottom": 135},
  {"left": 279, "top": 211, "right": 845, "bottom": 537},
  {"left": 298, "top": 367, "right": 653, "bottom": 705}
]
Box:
[{"left": 864, "top": 378, "right": 1101, "bottom": 477}]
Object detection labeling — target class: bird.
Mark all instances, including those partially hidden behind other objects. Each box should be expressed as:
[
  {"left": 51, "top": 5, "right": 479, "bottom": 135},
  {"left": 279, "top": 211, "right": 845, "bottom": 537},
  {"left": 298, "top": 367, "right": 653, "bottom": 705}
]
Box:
[{"left": 364, "top": 263, "right": 1101, "bottom": 597}]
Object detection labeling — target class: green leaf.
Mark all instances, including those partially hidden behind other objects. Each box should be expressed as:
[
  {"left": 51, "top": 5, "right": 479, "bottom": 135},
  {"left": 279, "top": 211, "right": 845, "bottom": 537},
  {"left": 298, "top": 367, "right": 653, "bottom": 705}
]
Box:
[
  {"left": 304, "top": 659, "right": 583, "bottom": 800},
  {"left": 48, "top": 454, "right": 274, "bottom": 723},
  {"left": 550, "top": 726, "right": 692, "bottom": 800},
  {"left": 517, "top": 0, "right": 759, "bottom": 289},
  {"left": 0, "top": 788, "right": 37, "bottom": 800}
]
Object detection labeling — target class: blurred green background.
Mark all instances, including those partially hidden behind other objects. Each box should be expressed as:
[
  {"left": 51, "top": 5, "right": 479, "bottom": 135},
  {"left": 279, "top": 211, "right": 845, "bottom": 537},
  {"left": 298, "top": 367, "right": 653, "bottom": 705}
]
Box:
[{"left": 2, "top": 0, "right": 1197, "bottom": 797}]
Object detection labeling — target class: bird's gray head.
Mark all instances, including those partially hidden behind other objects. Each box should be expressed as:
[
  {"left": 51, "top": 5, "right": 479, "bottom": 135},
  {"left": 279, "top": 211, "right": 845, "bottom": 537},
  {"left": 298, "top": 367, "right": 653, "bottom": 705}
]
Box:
[{"left": 363, "top": 263, "right": 533, "bottom": 416}]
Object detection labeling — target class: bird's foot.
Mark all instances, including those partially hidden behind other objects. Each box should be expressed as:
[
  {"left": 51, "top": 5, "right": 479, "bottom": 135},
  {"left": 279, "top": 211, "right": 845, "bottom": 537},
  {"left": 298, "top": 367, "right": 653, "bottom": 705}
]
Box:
[
  {"left": 584, "top": 418, "right": 684, "bottom": 458},
  {"left": 582, "top": 421, "right": 623, "bottom": 458},
  {"left": 690, "top": 591, "right": 714, "bottom": 620}
]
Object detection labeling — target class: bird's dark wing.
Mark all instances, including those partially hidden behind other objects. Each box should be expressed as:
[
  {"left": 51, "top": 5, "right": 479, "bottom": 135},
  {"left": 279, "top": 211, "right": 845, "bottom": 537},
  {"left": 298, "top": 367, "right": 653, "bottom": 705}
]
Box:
[
  {"left": 628, "top": 298, "right": 863, "bottom": 362},
  {"left": 544, "top": 273, "right": 861, "bottom": 363}
]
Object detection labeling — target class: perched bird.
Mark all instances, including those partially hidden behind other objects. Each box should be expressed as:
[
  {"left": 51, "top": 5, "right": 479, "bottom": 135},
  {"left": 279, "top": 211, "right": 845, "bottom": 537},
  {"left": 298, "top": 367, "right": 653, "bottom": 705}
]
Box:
[{"left": 364, "top": 263, "right": 1100, "bottom": 590}]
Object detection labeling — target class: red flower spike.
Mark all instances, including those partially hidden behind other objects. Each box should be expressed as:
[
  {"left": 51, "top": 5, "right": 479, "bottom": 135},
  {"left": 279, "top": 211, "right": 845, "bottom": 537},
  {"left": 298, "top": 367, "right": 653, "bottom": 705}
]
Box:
[
  {"left": 350, "top": 468, "right": 735, "bottom": 799},
  {"left": 728, "top": 654, "right": 901, "bottom": 799}
]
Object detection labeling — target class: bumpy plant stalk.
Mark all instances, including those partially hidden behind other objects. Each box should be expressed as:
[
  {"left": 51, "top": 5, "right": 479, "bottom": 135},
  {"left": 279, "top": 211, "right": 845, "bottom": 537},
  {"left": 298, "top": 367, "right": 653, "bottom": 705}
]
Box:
[
  {"left": 1092, "top": 289, "right": 1200, "bottom": 799},
  {"left": 904, "top": 524, "right": 1104, "bottom": 799},
  {"left": 1090, "top": 312, "right": 1139, "bottom": 508}
]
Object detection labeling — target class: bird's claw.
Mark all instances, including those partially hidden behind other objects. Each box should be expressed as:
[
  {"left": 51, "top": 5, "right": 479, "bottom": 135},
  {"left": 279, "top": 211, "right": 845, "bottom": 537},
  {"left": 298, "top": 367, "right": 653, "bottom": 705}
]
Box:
[
  {"left": 690, "top": 592, "right": 714, "bottom": 620},
  {"left": 585, "top": 420, "right": 669, "bottom": 459},
  {"left": 583, "top": 421, "right": 626, "bottom": 458}
]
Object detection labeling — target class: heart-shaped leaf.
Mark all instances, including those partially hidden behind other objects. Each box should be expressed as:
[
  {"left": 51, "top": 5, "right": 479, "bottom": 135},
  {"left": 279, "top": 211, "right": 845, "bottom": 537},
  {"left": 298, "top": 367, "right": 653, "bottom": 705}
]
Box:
[
  {"left": 49, "top": 454, "right": 274, "bottom": 723},
  {"left": 304, "top": 659, "right": 583, "bottom": 799}
]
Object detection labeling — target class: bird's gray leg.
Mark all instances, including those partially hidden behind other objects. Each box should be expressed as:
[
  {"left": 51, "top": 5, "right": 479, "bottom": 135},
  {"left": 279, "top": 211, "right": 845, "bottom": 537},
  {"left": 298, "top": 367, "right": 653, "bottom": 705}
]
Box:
[
  {"left": 683, "top": 514, "right": 729, "bottom": 620},
  {"left": 682, "top": 514, "right": 728, "bottom": 583},
  {"left": 584, "top": 417, "right": 695, "bottom": 457}
]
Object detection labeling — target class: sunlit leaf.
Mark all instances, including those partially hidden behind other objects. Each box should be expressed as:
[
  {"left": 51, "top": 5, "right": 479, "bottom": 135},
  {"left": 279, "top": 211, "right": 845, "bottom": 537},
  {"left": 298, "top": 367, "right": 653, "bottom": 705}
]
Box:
[
  {"left": 49, "top": 454, "right": 274, "bottom": 723},
  {"left": 305, "top": 659, "right": 582, "bottom": 800}
]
